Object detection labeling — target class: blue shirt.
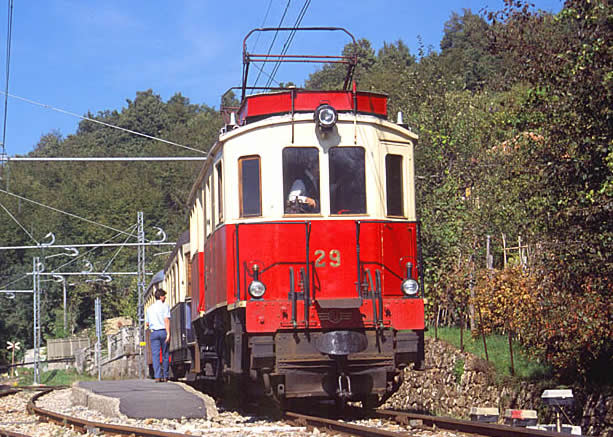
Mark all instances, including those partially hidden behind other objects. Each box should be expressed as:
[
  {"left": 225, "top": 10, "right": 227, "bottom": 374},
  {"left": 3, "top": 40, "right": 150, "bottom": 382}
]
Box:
[{"left": 146, "top": 300, "right": 170, "bottom": 331}]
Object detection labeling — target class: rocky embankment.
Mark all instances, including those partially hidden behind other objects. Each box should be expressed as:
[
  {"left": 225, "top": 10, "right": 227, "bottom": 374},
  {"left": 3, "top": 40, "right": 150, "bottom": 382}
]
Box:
[{"left": 384, "top": 338, "right": 612, "bottom": 436}]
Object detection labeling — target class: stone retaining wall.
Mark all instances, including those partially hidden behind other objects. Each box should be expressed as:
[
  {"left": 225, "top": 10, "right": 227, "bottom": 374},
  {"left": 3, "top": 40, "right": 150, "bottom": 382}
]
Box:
[{"left": 384, "top": 338, "right": 612, "bottom": 436}]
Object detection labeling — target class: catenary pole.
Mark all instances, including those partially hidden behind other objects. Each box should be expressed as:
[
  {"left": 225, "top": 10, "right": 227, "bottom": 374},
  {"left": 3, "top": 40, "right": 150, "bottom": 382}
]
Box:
[
  {"left": 33, "top": 257, "right": 40, "bottom": 385},
  {"left": 95, "top": 297, "right": 102, "bottom": 380},
  {"left": 137, "top": 212, "right": 146, "bottom": 378}
]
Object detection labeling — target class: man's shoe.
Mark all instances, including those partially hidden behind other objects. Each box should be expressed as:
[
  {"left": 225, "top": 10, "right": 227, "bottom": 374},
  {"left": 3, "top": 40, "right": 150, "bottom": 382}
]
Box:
[
  {"left": 160, "top": 378, "right": 167, "bottom": 382},
  {"left": 154, "top": 378, "right": 162, "bottom": 382}
]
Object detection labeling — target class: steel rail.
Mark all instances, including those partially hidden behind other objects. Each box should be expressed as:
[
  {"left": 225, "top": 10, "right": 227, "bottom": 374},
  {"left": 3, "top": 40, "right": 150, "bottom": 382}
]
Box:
[
  {"left": 0, "top": 386, "right": 64, "bottom": 437},
  {"left": 374, "top": 408, "right": 563, "bottom": 437},
  {"left": 0, "top": 387, "right": 19, "bottom": 397},
  {"left": 284, "top": 410, "right": 416, "bottom": 437},
  {"left": 0, "top": 428, "right": 31, "bottom": 437}
]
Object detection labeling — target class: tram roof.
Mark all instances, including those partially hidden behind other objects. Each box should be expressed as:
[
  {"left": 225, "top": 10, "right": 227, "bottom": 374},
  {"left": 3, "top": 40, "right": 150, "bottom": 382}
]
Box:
[
  {"left": 147, "top": 270, "right": 165, "bottom": 292},
  {"left": 237, "top": 89, "right": 388, "bottom": 125}
]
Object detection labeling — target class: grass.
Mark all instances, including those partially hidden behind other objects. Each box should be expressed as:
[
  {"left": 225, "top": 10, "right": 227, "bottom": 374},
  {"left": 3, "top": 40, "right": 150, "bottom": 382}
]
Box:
[
  {"left": 16, "top": 368, "right": 97, "bottom": 386},
  {"left": 427, "top": 326, "right": 551, "bottom": 381},
  {"left": 453, "top": 357, "right": 465, "bottom": 384}
]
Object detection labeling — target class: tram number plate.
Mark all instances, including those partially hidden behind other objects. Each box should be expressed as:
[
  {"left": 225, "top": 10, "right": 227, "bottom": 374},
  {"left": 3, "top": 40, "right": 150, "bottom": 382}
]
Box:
[{"left": 314, "top": 249, "right": 341, "bottom": 267}]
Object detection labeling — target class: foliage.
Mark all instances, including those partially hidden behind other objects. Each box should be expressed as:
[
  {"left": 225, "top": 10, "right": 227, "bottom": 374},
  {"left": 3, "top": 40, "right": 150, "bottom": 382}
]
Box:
[
  {"left": 473, "top": 264, "right": 612, "bottom": 382},
  {"left": 472, "top": 266, "right": 540, "bottom": 335},
  {"left": 453, "top": 357, "right": 465, "bottom": 383},
  {"left": 439, "top": 9, "right": 502, "bottom": 90},
  {"left": 484, "top": 0, "right": 613, "bottom": 382},
  {"left": 526, "top": 270, "right": 612, "bottom": 382}
]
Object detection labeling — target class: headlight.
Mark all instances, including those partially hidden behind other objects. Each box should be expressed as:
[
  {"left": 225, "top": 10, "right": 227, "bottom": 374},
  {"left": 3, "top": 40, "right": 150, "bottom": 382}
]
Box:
[
  {"left": 314, "top": 104, "right": 337, "bottom": 130},
  {"left": 248, "top": 280, "right": 266, "bottom": 298},
  {"left": 401, "top": 279, "right": 419, "bottom": 296}
]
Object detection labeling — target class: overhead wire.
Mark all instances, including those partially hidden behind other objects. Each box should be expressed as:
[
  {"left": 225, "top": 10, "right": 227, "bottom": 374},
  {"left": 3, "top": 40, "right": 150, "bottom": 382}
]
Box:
[
  {"left": 251, "top": 0, "right": 274, "bottom": 52},
  {"left": 251, "top": 62, "right": 282, "bottom": 87},
  {"left": 265, "top": 0, "right": 311, "bottom": 89},
  {"left": 0, "top": 188, "right": 136, "bottom": 238},
  {"left": 252, "top": 0, "right": 291, "bottom": 91},
  {"left": 1, "top": 0, "right": 14, "bottom": 189},
  {"left": 0, "top": 90, "right": 207, "bottom": 155},
  {"left": 1, "top": 0, "right": 13, "bottom": 156},
  {"left": 0, "top": 199, "right": 39, "bottom": 244},
  {"left": 101, "top": 224, "right": 138, "bottom": 273},
  {"left": 0, "top": 272, "right": 30, "bottom": 290}
]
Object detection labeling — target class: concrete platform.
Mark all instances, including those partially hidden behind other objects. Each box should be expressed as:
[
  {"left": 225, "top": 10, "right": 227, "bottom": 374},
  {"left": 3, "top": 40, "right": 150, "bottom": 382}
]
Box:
[{"left": 73, "top": 379, "right": 217, "bottom": 419}]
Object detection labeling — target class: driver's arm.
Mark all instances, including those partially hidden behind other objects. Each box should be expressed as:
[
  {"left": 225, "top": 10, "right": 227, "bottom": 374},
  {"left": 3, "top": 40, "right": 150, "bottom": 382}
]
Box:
[
  {"left": 288, "top": 179, "right": 306, "bottom": 202},
  {"left": 301, "top": 196, "right": 316, "bottom": 208}
]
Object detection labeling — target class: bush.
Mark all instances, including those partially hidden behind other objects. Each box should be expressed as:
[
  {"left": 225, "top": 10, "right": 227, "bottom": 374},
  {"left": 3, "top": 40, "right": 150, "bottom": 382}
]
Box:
[{"left": 472, "top": 265, "right": 612, "bottom": 382}]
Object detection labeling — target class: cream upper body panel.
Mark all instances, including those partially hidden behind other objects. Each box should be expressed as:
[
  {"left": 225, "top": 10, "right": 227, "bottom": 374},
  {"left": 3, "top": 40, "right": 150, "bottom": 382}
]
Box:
[{"left": 220, "top": 113, "right": 417, "bottom": 222}]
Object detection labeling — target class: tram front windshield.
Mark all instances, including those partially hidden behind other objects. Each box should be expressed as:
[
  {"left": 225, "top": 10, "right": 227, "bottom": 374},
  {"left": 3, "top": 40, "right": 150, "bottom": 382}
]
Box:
[
  {"left": 329, "top": 147, "right": 366, "bottom": 214},
  {"left": 283, "top": 147, "right": 321, "bottom": 214}
]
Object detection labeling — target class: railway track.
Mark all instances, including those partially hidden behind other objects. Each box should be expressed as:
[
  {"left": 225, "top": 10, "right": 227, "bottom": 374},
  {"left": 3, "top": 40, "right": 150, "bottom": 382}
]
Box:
[
  {"left": 285, "top": 407, "right": 567, "bottom": 437},
  {"left": 1, "top": 385, "right": 568, "bottom": 437}
]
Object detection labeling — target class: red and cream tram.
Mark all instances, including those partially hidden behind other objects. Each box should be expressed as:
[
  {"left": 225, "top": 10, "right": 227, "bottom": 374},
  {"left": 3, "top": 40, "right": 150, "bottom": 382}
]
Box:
[{"left": 145, "top": 28, "right": 424, "bottom": 407}]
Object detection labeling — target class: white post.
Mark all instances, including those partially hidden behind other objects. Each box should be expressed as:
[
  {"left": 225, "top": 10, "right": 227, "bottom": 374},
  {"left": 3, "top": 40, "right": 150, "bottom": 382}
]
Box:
[
  {"left": 62, "top": 280, "right": 67, "bottom": 333},
  {"left": 95, "top": 297, "right": 102, "bottom": 380}
]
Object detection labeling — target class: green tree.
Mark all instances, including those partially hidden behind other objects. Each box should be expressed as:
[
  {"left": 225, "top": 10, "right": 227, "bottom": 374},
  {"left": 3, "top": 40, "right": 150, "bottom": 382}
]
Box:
[{"left": 439, "top": 9, "right": 501, "bottom": 90}]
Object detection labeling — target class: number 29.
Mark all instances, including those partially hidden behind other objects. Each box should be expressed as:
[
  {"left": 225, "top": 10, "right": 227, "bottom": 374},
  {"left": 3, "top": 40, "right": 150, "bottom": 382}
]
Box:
[{"left": 314, "top": 249, "right": 341, "bottom": 267}]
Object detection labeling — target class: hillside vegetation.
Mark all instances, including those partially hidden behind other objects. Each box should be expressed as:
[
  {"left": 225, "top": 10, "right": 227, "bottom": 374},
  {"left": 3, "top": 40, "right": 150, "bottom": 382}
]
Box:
[{"left": 0, "top": 0, "right": 610, "bottom": 385}]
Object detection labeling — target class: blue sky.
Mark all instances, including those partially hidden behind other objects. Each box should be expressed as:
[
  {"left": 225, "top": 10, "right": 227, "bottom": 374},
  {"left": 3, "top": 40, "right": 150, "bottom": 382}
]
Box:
[{"left": 1, "top": 0, "right": 562, "bottom": 157}]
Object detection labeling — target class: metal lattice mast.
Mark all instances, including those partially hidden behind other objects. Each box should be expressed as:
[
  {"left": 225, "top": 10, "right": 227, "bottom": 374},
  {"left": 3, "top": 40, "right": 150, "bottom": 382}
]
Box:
[
  {"left": 95, "top": 296, "right": 102, "bottom": 380},
  {"left": 32, "top": 257, "right": 41, "bottom": 385},
  {"left": 136, "top": 211, "right": 146, "bottom": 378}
]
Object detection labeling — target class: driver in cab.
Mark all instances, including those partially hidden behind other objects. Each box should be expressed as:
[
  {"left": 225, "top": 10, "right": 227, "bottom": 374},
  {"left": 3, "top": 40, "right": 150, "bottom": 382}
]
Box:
[{"left": 286, "top": 161, "right": 319, "bottom": 213}]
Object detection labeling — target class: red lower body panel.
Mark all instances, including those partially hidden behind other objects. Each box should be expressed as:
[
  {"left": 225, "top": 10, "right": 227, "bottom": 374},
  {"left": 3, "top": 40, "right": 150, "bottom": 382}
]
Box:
[{"left": 246, "top": 298, "right": 424, "bottom": 332}]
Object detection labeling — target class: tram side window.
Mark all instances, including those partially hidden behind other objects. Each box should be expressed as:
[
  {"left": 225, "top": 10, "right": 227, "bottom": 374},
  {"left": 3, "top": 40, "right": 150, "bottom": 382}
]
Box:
[
  {"left": 329, "top": 147, "right": 366, "bottom": 214},
  {"left": 206, "top": 177, "right": 213, "bottom": 236},
  {"left": 216, "top": 162, "right": 223, "bottom": 223},
  {"left": 201, "top": 183, "right": 207, "bottom": 242},
  {"left": 385, "top": 154, "right": 404, "bottom": 217},
  {"left": 239, "top": 156, "right": 261, "bottom": 217},
  {"left": 283, "top": 147, "right": 320, "bottom": 214}
]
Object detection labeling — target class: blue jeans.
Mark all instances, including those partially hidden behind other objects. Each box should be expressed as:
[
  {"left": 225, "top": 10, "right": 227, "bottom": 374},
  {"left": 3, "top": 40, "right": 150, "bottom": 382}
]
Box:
[{"left": 150, "top": 329, "right": 169, "bottom": 379}]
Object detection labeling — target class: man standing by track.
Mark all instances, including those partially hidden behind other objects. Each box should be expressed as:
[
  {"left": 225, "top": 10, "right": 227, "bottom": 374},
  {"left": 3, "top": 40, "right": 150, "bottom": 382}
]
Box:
[{"left": 145, "top": 289, "right": 171, "bottom": 382}]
